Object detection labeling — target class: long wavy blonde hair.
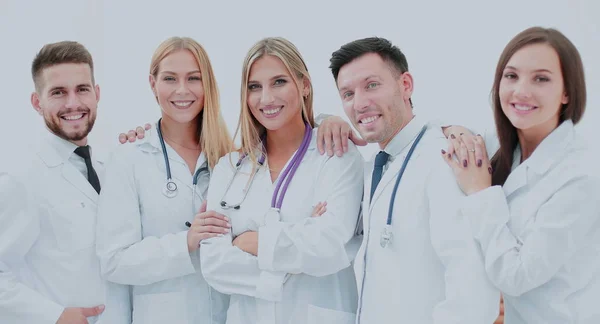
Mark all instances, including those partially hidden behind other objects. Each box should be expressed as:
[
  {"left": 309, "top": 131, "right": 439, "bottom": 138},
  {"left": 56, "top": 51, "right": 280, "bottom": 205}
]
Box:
[
  {"left": 233, "top": 37, "right": 315, "bottom": 167},
  {"left": 150, "top": 36, "right": 232, "bottom": 169}
]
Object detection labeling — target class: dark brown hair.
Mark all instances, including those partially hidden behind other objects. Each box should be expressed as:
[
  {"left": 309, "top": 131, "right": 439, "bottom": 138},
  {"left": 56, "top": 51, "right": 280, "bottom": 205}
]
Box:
[
  {"left": 31, "top": 41, "right": 95, "bottom": 91},
  {"left": 490, "top": 27, "right": 586, "bottom": 186}
]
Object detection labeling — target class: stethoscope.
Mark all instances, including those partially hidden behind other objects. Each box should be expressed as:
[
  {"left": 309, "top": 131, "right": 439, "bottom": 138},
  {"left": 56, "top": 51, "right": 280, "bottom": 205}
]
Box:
[
  {"left": 156, "top": 118, "right": 209, "bottom": 215},
  {"left": 379, "top": 124, "right": 428, "bottom": 248},
  {"left": 219, "top": 122, "right": 312, "bottom": 217}
]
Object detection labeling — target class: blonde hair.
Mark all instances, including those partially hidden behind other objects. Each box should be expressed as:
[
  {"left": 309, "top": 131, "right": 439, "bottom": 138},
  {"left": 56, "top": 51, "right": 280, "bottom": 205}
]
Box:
[
  {"left": 150, "top": 37, "right": 232, "bottom": 169},
  {"left": 234, "top": 37, "right": 315, "bottom": 167}
]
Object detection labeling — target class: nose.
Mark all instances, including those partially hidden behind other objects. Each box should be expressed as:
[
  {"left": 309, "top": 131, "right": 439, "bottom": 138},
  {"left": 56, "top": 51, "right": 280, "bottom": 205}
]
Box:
[
  {"left": 260, "top": 87, "right": 275, "bottom": 105},
  {"left": 65, "top": 92, "right": 82, "bottom": 109},
  {"left": 352, "top": 89, "right": 370, "bottom": 112},
  {"left": 513, "top": 79, "right": 532, "bottom": 100},
  {"left": 176, "top": 80, "right": 190, "bottom": 95}
]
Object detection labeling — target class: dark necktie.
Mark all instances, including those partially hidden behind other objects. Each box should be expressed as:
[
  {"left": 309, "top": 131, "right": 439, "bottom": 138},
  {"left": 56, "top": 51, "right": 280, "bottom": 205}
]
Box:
[
  {"left": 370, "top": 151, "right": 390, "bottom": 202},
  {"left": 74, "top": 145, "right": 101, "bottom": 194}
]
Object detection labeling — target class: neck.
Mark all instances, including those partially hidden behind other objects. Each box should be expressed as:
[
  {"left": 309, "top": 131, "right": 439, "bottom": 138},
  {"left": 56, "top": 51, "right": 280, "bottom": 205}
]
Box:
[
  {"left": 266, "top": 116, "right": 306, "bottom": 156},
  {"left": 71, "top": 138, "right": 87, "bottom": 147},
  {"left": 517, "top": 120, "right": 559, "bottom": 162},
  {"left": 379, "top": 112, "right": 415, "bottom": 150},
  {"left": 160, "top": 115, "right": 200, "bottom": 149}
]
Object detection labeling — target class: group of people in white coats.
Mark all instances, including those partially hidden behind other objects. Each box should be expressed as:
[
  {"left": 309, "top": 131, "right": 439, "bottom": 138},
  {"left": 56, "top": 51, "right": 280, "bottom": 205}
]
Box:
[{"left": 1, "top": 25, "right": 599, "bottom": 324}]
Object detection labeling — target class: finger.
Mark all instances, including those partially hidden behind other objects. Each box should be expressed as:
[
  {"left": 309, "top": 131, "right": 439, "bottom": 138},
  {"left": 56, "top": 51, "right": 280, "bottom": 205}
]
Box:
[
  {"left": 349, "top": 130, "right": 368, "bottom": 147},
  {"left": 198, "top": 210, "right": 228, "bottom": 222},
  {"left": 340, "top": 126, "right": 350, "bottom": 153},
  {"left": 196, "top": 225, "right": 229, "bottom": 234},
  {"left": 331, "top": 126, "right": 343, "bottom": 157},
  {"left": 318, "top": 205, "right": 327, "bottom": 216},
  {"left": 81, "top": 305, "right": 105, "bottom": 317},
  {"left": 459, "top": 135, "right": 476, "bottom": 165},
  {"left": 317, "top": 125, "right": 325, "bottom": 155},
  {"left": 449, "top": 133, "right": 461, "bottom": 159},
  {"left": 118, "top": 133, "right": 127, "bottom": 144},
  {"left": 136, "top": 126, "right": 145, "bottom": 139},
  {"left": 459, "top": 141, "right": 469, "bottom": 168},
  {"left": 144, "top": 123, "right": 152, "bottom": 130},
  {"left": 200, "top": 217, "right": 231, "bottom": 228},
  {"left": 473, "top": 136, "right": 484, "bottom": 167},
  {"left": 127, "top": 130, "right": 136, "bottom": 143},
  {"left": 324, "top": 126, "right": 334, "bottom": 157},
  {"left": 477, "top": 134, "right": 490, "bottom": 162},
  {"left": 441, "top": 148, "right": 461, "bottom": 172},
  {"left": 198, "top": 200, "right": 207, "bottom": 213}
]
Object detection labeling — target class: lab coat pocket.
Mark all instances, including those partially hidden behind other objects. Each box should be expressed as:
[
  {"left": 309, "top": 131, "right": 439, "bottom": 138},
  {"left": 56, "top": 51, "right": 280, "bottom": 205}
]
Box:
[
  {"left": 133, "top": 292, "right": 188, "bottom": 324},
  {"left": 49, "top": 202, "right": 95, "bottom": 252},
  {"left": 305, "top": 304, "right": 356, "bottom": 324}
]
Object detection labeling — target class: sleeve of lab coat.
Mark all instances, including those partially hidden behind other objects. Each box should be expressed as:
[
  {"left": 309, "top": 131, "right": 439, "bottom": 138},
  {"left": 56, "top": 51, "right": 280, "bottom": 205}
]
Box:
[
  {"left": 426, "top": 163, "right": 501, "bottom": 324},
  {"left": 256, "top": 145, "right": 364, "bottom": 276},
  {"left": 460, "top": 174, "right": 600, "bottom": 297},
  {"left": 0, "top": 173, "right": 65, "bottom": 324},
  {"left": 199, "top": 157, "right": 289, "bottom": 302},
  {"left": 96, "top": 147, "right": 196, "bottom": 286}
]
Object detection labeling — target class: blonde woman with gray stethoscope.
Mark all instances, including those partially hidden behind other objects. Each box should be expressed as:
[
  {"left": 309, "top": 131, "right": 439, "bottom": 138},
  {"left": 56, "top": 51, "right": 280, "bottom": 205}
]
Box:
[
  {"left": 95, "top": 36, "right": 234, "bottom": 324},
  {"left": 198, "top": 37, "right": 364, "bottom": 324}
]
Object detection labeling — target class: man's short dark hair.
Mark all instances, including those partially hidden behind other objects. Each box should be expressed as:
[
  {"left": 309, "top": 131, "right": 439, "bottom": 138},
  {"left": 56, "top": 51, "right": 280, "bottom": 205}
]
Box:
[
  {"left": 31, "top": 41, "right": 95, "bottom": 91},
  {"left": 329, "top": 37, "right": 413, "bottom": 107}
]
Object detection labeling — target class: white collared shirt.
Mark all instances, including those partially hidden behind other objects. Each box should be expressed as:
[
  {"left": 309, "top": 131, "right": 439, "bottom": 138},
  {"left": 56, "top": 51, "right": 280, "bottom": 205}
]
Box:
[
  {"left": 200, "top": 127, "right": 364, "bottom": 324},
  {"left": 461, "top": 120, "right": 600, "bottom": 323},
  {"left": 354, "top": 116, "right": 501, "bottom": 324},
  {"left": 95, "top": 126, "right": 229, "bottom": 324},
  {"left": 0, "top": 130, "right": 130, "bottom": 324}
]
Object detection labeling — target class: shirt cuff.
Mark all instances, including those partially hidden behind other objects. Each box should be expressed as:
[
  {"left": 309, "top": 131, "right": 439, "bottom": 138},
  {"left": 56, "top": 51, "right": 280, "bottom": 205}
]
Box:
[
  {"left": 460, "top": 185, "right": 509, "bottom": 240},
  {"left": 40, "top": 299, "right": 65, "bottom": 324},
  {"left": 175, "top": 230, "right": 197, "bottom": 275},
  {"left": 257, "top": 222, "right": 285, "bottom": 271},
  {"left": 254, "top": 270, "right": 287, "bottom": 302}
]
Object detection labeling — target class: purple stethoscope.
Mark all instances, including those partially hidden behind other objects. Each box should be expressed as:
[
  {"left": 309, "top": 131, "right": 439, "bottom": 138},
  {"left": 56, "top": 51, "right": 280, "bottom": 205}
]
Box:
[{"left": 219, "top": 122, "right": 312, "bottom": 215}]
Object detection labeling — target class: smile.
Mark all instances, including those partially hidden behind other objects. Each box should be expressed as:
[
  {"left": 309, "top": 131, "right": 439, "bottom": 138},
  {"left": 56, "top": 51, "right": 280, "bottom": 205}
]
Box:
[
  {"left": 261, "top": 106, "right": 282, "bottom": 116},
  {"left": 171, "top": 101, "right": 194, "bottom": 108},
  {"left": 61, "top": 113, "right": 86, "bottom": 121},
  {"left": 359, "top": 115, "right": 380, "bottom": 124}
]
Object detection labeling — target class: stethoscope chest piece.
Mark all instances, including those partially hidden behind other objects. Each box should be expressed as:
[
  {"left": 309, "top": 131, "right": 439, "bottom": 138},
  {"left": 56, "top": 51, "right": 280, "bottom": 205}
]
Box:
[
  {"left": 380, "top": 225, "right": 393, "bottom": 248},
  {"left": 162, "top": 180, "right": 178, "bottom": 198}
]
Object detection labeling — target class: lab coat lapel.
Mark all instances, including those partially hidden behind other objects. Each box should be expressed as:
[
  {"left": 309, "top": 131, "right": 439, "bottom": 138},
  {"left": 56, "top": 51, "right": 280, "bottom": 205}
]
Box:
[
  {"left": 61, "top": 162, "right": 99, "bottom": 204},
  {"left": 502, "top": 165, "right": 527, "bottom": 198}
]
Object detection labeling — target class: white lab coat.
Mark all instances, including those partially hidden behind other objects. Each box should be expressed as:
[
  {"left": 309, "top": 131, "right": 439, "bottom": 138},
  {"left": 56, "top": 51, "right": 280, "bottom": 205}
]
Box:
[
  {"left": 200, "top": 128, "right": 364, "bottom": 324},
  {"left": 0, "top": 132, "right": 131, "bottom": 324},
  {"left": 460, "top": 119, "right": 600, "bottom": 323},
  {"left": 95, "top": 127, "right": 229, "bottom": 324},
  {"left": 354, "top": 116, "right": 500, "bottom": 324}
]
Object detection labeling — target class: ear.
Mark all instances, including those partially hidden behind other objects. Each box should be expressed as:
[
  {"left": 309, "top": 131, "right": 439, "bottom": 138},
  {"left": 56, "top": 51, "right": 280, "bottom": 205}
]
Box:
[
  {"left": 94, "top": 84, "right": 101, "bottom": 104},
  {"left": 399, "top": 72, "right": 414, "bottom": 101},
  {"left": 561, "top": 91, "right": 569, "bottom": 105},
  {"left": 301, "top": 77, "right": 311, "bottom": 98},
  {"left": 149, "top": 74, "right": 157, "bottom": 97},
  {"left": 31, "top": 92, "right": 43, "bottom": 116}
]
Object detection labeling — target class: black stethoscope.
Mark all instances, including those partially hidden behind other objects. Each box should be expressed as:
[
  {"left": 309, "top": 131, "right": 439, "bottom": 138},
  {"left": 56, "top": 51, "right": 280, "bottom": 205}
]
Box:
[
  {"left": 156, "top": 118, "right": 209, "bottom": 214},
  {"left": 379, "top": 124, "right": 428, "bottom": 248}
]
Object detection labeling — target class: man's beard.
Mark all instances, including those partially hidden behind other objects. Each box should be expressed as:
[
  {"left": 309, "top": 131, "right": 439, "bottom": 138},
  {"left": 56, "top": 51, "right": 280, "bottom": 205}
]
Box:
[{"left": 44, "top": 109, "right": 96, "bottom": 143}]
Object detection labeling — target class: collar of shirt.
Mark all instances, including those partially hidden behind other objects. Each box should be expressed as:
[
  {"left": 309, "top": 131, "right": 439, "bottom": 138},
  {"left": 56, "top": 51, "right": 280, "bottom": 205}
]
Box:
[
  {"left": 380, "top": 115, "right": 427, "bottom": 166},
  {"left": 511, "top": 119, "right": 575, "bottom": 174},
  {"left": 142, "top": 123, "right": 209, "bottom": 172},
  {"left": 43, "top": 129, "right": 91, "bottom": 163}
]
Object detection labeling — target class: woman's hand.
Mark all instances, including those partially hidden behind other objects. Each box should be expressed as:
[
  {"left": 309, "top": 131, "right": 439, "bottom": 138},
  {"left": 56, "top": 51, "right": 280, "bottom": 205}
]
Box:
[
  {"left": 441, "top": 134, "right": 492, "bottom": 195},
  {"left": 187, "top": 201, "right": 231, "bottom": 252}
]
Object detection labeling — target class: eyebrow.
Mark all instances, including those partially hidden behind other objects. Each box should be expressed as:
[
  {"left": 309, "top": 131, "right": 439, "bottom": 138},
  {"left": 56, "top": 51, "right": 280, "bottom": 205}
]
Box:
[
  {"left": 159, "top": 70, "right": 201, "bottom": 75},
  {"left": 248, "top": 74, "right": 289, "bottom": 83},
  {"left": 505, "top": 65, "right": 553, "bottom": 74},
  {"left": 47, "top": 84, "right": 92, "bottom": 93}
]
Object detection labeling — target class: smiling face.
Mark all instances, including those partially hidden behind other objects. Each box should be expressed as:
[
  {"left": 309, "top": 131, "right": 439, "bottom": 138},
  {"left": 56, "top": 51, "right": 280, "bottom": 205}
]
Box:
[
  {"left": 150, "top": 49, "right": 204, "bottom": 125},
  {"left": 336, "top": 52, "right": 413, "bottom": 148},
  {"left": 31, "top": 63, "right": 100, "bottom": 145},
  {"left": 246, "top": 54, "right": 307, "bottom": 131},
  {"left": 499, "top": 43, "right": 568, "bottom": 135}
]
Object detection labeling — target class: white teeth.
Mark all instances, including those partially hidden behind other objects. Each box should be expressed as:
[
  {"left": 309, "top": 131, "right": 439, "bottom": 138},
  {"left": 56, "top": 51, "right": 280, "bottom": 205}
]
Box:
[
  {"left": 263, "top": 107, "right": 282, "bottom": 115},
  {"left": 360, "top": 116, "right": 378, "bottom": 124},
  {"left": 173, "top": 101, "right": 192, "bottom": 107},
  {"left": 514, "top": 104, "right": 534, "bottom": 111},
  {"left": 63, "top": 114, "right": 83, "bottom": 120}
]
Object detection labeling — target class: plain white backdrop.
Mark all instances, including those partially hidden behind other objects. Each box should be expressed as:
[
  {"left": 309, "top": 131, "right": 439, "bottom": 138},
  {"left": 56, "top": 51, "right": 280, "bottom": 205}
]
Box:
[{"left": 0, "top": 0, "right": 598, "bottom": 172}]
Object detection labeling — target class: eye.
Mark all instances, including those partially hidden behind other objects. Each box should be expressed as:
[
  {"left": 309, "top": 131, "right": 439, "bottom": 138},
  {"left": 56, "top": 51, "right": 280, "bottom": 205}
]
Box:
[
  {"left": 534, "top": 76, "right": 550, "bottom": 82},
  {"left": 343, "top": 91, "right": 354, "bottom": 99},
  {"left": 51, "top": 90, "right": 65, "bottom": 96},
  {"left": 367, "top": 82, "right": 378, "bottom": 89},
  {"left": 503, "top": 72, "right": 517, "bottom": 80},
  {"left": 248, "top": 83, "right": 260, "bottom": 91},
  {"left": 189, "top": 76, "right": 201, "bottom": 81},
  {"left": 163, "top": 76, "right": 175, "bottom": 81},
  {"left": 78, "top": 87, "right": 90, "bottom": 92},
  {"left": 274, "top": 78, "right": 287, "bottom": 86}
]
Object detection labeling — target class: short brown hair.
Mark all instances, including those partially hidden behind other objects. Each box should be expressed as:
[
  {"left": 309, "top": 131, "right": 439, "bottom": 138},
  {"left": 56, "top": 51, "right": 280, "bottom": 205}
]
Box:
[
  {"left": 31, "top": 41, "right": 95, "bottom": 91},
  {"left": 490, "top": 26, "right": 586, "bottom": 186}
]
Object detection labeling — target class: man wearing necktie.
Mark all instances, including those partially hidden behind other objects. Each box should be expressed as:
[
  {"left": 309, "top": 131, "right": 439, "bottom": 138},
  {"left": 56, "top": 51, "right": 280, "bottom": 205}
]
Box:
[
  {"left": 0, "top": 41, "right": 130, "bottom": 324},
  {"left": 326, "top": 37, "right": 501, "bottom": 324}
]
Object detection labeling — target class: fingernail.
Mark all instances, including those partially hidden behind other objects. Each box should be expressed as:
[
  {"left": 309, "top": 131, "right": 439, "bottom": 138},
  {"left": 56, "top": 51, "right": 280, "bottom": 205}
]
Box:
[
  {"left": 218, "top": 234, "right": 224, "bottom": 237},
  {"left": 463, "top": 160, "right": 468, "bottom": 167},
  {"left": 441, "top": 149, "right": 446, "bottom": 154},
  {"left": 460, "top": 133, "right": 464, "bottom": 136},
  {"left": 227, "top": 223, "right": 232, "bottom": 228},
  {"left": 99, "top": 305, "right": 105, "bottom": 311},
  {"left": 224, "top": 229, "right": 229, "bottom": 233},
  {"left": 450, "top": 134, "right": 456, "bottom": 139},
  {"left": 477, "top": 134, "right": 482, "bottom": 137},
  {"left": 448, "top": 154, "right": 452, "bottom": 159},
  {"left": 477, "top": 159, "right": 482, "bottom": 167},
  {"left": 224, "top": 217, "right": 229, "bottom": 222}
]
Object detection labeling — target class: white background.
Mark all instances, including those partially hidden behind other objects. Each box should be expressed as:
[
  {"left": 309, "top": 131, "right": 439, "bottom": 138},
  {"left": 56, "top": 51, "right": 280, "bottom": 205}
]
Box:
[{"left": 0, "top": 0, "right": 598, "bottom": 172}]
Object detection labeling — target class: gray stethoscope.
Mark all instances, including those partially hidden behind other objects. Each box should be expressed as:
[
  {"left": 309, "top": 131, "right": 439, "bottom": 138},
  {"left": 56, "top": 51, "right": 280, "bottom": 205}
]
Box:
[
  {"left": 379, "top": 124, "right": 427, "bottom": 248},
  {"left": 218, "top": 152, "right": 266, "bottom": 210},
  {"left": 156, "top": 118, "right": 209, "bottom": 215}
]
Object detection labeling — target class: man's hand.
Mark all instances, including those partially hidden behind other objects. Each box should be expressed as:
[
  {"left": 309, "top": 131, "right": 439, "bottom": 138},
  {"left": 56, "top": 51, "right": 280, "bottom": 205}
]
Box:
[
  {"left": 317, "top": 116, "right": 367, "bottom": 157},
  {"left": 232, "top": 231, "right": 258, "bottom": 256},
  {"left": 118, "top": 123, "right": 152, "bottom": 144},
  {"left": 56, "top": 305, "right": 105, "bottom": 324}
]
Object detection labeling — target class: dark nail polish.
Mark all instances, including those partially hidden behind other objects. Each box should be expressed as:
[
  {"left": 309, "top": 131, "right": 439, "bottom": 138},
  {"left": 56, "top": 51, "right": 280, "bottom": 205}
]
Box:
[
  {"left": 450, "top": 134, "right": 456, "bottom": 139},
  {"left": 460, "top": 133, "right": 464, "bottom": 136},
  {"left": 448, "top": 154, "right": 452, "bottom": 159},
  {"left": 463, "top": 160, "right": 468, "bottom": 167},
  {"left": 441, "top": 149, "right": 446, "bottom": 154},
  {"left": 477, "top": 159, "right": 482, "bottom": 167},
  {"left": 488, "top": 166, "right": 493, "bottom": 174}
]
